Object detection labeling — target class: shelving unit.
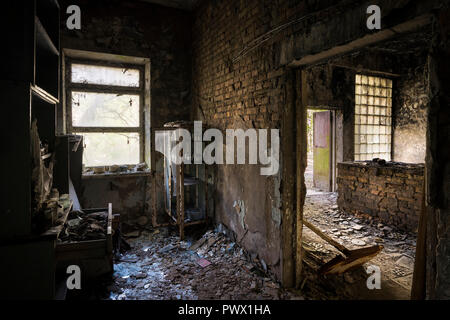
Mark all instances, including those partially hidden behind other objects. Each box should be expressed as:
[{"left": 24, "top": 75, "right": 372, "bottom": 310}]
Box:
[
  {"left": 162, "top": 122, "right": 210, "bottom": 240},
  {"left": 1, "top": 0, "right": 60, "bottom": 238},
  {"left": 0, "top": 0, "right": 62, "bottom": 299}
]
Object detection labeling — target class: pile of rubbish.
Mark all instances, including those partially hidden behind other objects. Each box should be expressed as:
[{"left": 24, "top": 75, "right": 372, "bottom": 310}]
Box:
[
  {"left": 59, "top": 210, "right": 108, "bottom": 242},
  {"left": 105, "top": 226, "right": 303, "bottom": 300},
  {"left": 83, "top": 163, "right": 148, "bottom": 175}
]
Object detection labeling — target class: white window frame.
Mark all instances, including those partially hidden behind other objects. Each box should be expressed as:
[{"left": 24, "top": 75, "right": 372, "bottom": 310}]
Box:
[{"left": 62, "top": 49, "right": 151, "bottom": 169}]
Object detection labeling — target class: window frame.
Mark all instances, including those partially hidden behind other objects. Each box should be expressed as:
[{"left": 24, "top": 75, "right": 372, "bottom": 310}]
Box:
[{"left": 63, "top": 50, "right": 151, "bottom": 169}]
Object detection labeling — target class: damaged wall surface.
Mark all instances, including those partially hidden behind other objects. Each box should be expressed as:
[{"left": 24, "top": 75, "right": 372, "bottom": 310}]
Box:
[
  {"left": 393, "top": 64, "right": 429, "bottom": 163},
  {"left": 426, "top": 6, "right": 450, "bottom": 300},
  {"left": 337, "top": 162, "right": 424, "bottom": 232},
  {"left": 80, "top": 175, "right": 152, "bottom": 226},
  {"left": 192, "top": 0, "right": 444, "bottom": 287}
]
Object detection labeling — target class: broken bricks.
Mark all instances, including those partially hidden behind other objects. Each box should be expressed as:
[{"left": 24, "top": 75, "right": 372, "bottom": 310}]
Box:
[{"left": 107, "top": 227, "right": 295, "bottom": 300}]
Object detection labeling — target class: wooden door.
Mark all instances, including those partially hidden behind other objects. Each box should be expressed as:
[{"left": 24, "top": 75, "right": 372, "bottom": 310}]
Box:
[{"left": 313, "top": 111, "right": 332, "bottom": 191}]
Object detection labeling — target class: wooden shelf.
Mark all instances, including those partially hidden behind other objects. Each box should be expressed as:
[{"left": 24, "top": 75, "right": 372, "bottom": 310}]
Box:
[
  {"left": 31, "top": 85, "right": 59, "bottom": 104},
  {"left": 35, "top": 16, "right": 59, "bottom": 57}
]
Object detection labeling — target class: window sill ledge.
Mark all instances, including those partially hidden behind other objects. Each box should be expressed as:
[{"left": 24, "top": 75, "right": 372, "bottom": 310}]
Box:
[{"left": 82, "top": 170, "right": 152, "bottom": 180}]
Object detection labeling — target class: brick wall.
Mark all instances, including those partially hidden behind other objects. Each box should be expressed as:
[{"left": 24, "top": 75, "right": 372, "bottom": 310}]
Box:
[
  {"left": 192, "top": 0, "right": 311, "bottom": 280},
  {"left": 192, "top": 0, "right": 441, "bottom": 283},
  {"left": 337, "top": 162, "right": 424, "bottom": 232}
]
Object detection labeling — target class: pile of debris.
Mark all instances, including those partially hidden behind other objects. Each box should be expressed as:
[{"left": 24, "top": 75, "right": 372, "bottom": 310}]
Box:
[
  {"left": 83, "top": 163, "right": 149, "bottom": 175},
  {"left": 59, "top": 210, "right": 108, "bottom": 242},
  {"left": 102, "top": 226, "right": 303, "bottom": 300},
  {"left": 301, "top": 191, "right": 417, "bottom": 299}
]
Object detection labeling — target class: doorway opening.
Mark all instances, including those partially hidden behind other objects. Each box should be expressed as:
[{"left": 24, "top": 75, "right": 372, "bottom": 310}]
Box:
[
  {"left": 306, "top": 108, "right": 340, "bottom": 195},
  {"left": 297, "top": 26, "right": 431, "bottom": 299}
]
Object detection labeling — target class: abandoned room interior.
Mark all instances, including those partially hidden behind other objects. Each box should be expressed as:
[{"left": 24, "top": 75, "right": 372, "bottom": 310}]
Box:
[{"left": 1, "top": 0, "right": 449, "bottom": 302}]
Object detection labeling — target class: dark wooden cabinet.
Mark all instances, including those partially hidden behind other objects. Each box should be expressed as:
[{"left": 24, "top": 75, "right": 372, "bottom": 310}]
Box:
[
  {"left": 0, "top": 0, "right": 61, "bottom": 299},
  {"left": 1, "top": 0, "right": 60, "bottom": 238}
]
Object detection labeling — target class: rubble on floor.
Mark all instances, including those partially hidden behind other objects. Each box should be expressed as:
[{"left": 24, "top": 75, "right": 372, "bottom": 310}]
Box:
[
  {"left": 105, "top": 227, "right": 303, "bottom": 300},
  {"left": 301, "top": 191, "right": 417, "bottom": 299}
]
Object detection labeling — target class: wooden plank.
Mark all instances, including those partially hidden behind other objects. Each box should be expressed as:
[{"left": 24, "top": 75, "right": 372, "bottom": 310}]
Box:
[
  {"left": 56, "top": 239, "right": 106, "bottom": 252},
  {"left": 411, "top": 178, "right": 427, "bottom": 300},
  {"left": 303, "top": 219, "right": 350, "bottom": 255},
  {"left": 31, "top": 84, "right": 59, "bottom": 104},
  {"left": 319, "top": 245, "right": 383, "bottom": 275}
]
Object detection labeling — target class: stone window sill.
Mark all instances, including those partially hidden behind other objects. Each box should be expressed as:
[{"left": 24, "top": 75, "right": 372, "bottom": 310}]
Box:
[{"left": 82, "top": 170, "right": 152, "bottom": 180}]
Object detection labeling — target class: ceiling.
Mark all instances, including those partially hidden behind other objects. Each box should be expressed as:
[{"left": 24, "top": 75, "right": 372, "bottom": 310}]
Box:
[{"left": 138, "top": 0, "right": 200, "bottom": 11}]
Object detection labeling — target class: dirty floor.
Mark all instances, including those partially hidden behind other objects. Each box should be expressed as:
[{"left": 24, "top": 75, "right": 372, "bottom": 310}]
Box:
[
  {"left": 301, "top": 191, "right": 417, "bottom": 299},
  {"left": 105, "top": 228, "right": 303, "bottom": 300},
  {"left": 75, "top": 190, "right": 416, "bottom": 300}
]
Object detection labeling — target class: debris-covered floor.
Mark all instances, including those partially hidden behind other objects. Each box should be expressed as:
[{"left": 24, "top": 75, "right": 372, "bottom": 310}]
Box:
[
  {"left": 101, "top": 227, "right": 304, "bottom": 300},
  {"left": 301, "top": 191, "right": 417, "bottom": 299},
  {"left": 69, "top": 191, "right": 417, "bottom": 301}
]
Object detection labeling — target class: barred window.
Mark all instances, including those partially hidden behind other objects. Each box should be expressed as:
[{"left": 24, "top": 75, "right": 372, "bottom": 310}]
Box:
[{"left": 354, "top": 74, "right": 392, "bottom": 161}]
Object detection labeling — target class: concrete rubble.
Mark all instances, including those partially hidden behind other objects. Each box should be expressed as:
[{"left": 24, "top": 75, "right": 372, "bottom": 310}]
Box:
[
  {"left": 301, "top": 191, "right": 417, "bottom": 299},
  {"left": 103, "top": 227, "right": 304, "bottom": 300}
]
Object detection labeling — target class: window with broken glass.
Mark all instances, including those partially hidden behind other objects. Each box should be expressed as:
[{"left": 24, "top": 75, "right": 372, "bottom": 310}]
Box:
[
  {"left": 66, "top": 60, "right": 145, "bottom": 167},
  {"left": 354, "top": 74, "right": 393, "bottom": 161}
]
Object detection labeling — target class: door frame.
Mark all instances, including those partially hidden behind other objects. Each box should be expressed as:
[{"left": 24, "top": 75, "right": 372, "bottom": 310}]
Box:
[{"left": 308, "top": 107, "right": 339, "bottom": 192}]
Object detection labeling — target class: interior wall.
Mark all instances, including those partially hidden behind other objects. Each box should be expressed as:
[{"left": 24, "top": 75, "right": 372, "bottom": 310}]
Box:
[
  {"left": 80, "top": 175, "right": 152, "bottom": 226},
  {"left": 59, "top": 0, "right": 192, "bottom": 225},
  {"left": 192, "top": 0, "right": 443, "bottom": 286},
  {"left": 426, "top": 7, "right": 450, "bottom": 299},
  {"left": 393, "top": 63, "right": 429, "bottom": 163}
]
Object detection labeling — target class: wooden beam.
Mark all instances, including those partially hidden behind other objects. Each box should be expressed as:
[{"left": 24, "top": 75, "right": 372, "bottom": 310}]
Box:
[
  {"left": 281, "top": 68, "right": 296, "bottom": 288},
  {"left": 289, "top": 14, "right": 432, "bottom": 67},
  {"left": 411, "top": 177, "right": 427, "bottom": 299},
  {"left": 303, "top": 219, "right": 350, "bottom": 255}
]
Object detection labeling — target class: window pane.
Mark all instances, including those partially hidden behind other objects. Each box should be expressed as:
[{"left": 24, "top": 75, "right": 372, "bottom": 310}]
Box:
[
  {"left": 77, "top": 132, "right": 140, "bottom": 166},
  {"left": 72, "top": 91, "right": 140, "bottom": 127},
  {"left": 71, "top": 64, "right": 140, "bottom": 87}
]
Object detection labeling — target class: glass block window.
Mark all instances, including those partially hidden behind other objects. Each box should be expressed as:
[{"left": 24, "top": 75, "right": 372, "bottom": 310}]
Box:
[{"left": 354, "top": 74, "right": 392, "bottom": 161}]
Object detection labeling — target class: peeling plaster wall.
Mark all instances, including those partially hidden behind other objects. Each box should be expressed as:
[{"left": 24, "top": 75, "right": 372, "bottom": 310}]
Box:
[
  {"left": 393, "top": 64, "right": 429, "bottom": 163},
  {"left": 80, "top": 175, "right": 152, "bottom": 226}
]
